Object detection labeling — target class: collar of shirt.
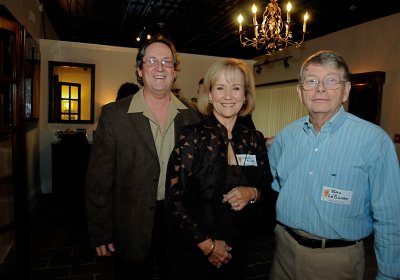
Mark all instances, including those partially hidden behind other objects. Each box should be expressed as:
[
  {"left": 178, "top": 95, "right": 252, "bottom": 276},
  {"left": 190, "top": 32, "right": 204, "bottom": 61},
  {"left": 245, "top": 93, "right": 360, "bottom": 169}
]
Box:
[
  {"left": 127, "top": 88, "right": 188, "bottom": 114},
  {"left": 303, "top": 106, "right": 347, "bottom": 135}
]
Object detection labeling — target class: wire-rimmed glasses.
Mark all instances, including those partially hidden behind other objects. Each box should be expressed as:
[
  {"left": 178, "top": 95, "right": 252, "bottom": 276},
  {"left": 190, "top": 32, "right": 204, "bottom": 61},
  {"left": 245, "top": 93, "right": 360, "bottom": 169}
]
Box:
[
  {"left": 300, "top": 77, "right": 347, "bottom": 90},
  {"left": 143, "top": 57, "right": 174, "bottom": 68}
]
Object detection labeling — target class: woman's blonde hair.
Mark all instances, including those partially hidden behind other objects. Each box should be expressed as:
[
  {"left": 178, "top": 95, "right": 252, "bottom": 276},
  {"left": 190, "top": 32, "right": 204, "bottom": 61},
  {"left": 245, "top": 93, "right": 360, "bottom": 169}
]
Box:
[{"left": 197, "top": 58, "right": 256, "bottom": 117}]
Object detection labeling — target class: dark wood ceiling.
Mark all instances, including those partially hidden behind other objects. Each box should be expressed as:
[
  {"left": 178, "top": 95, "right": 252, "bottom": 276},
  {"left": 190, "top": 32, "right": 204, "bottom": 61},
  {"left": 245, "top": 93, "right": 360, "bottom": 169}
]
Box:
[{"left": 41, "top": 0, "right": 400, "bottom": 59}]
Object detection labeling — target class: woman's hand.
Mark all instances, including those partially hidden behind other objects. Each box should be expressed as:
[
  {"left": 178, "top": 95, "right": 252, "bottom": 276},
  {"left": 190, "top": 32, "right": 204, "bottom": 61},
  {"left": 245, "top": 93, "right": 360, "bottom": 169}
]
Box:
[
  {"left": 222, "top": 186, "right": 257, "bottom": 211},
  {"left": 198, "top": 239, "right": 232, "bottom": 268},
  {"left": 208, "top": 240, "right": 232, "bottom": 268}
]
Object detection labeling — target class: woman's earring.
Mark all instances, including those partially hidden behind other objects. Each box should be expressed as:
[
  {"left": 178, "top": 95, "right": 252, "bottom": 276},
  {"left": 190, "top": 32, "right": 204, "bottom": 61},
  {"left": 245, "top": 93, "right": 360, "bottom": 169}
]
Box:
[
  {"left": 209, "top": 99, "right": 213, "bottom": 104},
  {"left": 243, "top": 99, "right": 246, "bottom": 104}
]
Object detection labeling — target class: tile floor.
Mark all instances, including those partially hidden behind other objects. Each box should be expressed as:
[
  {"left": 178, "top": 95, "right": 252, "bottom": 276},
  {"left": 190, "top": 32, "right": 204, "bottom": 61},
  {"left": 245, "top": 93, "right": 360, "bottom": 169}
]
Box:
[{"left": 27, "top": 194, "right": 378, "bottom": 280}]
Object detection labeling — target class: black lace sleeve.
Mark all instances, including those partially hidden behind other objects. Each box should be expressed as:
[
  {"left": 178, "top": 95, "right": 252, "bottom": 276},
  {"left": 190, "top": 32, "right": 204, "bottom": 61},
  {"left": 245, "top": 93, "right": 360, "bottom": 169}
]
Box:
[{"left": 166, "top": 126, "right": 209, "bottom": 243}]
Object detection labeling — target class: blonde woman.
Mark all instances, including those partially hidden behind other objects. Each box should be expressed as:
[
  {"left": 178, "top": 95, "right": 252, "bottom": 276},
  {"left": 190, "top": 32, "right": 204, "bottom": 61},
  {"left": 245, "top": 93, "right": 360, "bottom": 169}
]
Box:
[{"left": 165, "top": 58, "right": 272, "bottom": 279}]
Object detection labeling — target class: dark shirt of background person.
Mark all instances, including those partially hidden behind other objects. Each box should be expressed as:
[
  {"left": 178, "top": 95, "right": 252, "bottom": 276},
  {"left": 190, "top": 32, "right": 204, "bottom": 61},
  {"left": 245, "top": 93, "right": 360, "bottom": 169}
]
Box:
[{"left": 116, "top": 82, "right": 140, "bottom": 101}]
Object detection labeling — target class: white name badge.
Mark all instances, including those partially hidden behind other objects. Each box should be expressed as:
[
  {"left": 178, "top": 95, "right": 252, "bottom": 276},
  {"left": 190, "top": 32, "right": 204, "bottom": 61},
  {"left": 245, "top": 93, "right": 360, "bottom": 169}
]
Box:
[
  {"left": 236, "top": 154, "right": 258, "bottom": 166},
  {"left": 321, "top": 186, "right": 352, "bottom": 205}
]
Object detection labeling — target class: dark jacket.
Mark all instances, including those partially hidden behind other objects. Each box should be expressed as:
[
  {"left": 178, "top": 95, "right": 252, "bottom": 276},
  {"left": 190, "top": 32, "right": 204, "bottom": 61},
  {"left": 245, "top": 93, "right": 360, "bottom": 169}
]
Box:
[
  {"left": 166, "top": 114, "right": 272, "bottom": 251},
  {"left": 85, "top": 94, "right": 201, "bottom": 262}
]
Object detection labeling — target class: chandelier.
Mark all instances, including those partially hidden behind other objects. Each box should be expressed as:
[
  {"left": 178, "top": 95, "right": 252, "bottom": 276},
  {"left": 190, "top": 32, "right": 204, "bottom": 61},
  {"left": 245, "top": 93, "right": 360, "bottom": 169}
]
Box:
[{"left": 237, "top": 0, "right": 309, "bottom": 55}]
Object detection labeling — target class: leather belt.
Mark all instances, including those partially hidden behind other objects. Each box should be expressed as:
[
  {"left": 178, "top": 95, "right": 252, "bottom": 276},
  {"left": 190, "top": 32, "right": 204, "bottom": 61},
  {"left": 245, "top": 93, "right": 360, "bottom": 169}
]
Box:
[{"left": 277, "top": 222, "right": 358, "bottom": 249}]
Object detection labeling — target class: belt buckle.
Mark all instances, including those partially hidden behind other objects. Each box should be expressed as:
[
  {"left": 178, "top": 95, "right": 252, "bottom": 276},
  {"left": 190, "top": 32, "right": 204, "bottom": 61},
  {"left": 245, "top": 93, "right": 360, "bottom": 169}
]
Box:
[
  {"left": 310, "top": 238, "right": 321, "bottom": 249},
  {"left": 301, "top": 237, "right": 321, "bottom": 249}
]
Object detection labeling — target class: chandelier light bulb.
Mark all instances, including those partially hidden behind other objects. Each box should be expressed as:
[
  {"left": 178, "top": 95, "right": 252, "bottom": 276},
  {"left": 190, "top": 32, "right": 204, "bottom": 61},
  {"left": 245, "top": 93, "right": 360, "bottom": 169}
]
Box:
[
  {"left": 238, "top": 14, "right": 243, "bottom": 32},
  {"left": 286, "top": 2, "right": 292, "bottom": 24},
  {"left": 252, "top": 4, "right": 257, "bottom": 14},
  {"left": 303, "top": 12, "right": 309, "bottom": 33},
  {"left": 252, "top": 4, "right": 258, "bottom": 26},
  {"left": 286, "top": 2, "right": 292, "bottom": 12}
]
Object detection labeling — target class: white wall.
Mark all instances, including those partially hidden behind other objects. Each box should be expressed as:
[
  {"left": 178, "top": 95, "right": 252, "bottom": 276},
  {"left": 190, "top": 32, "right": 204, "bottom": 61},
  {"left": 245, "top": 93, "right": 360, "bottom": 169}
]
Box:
[
  {"left": 253, "top": 13, "right": 400, "bottom": 159},
  {"left": 39, "top": 39, "right": 255, "bottom": 193}
]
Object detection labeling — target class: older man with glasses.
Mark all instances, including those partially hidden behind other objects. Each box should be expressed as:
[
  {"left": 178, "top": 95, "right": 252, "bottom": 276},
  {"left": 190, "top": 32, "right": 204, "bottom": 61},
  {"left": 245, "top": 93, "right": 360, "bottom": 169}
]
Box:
[
  {"left": 268, "top": 50, "right": 400, "bottom": 280},
  {"left": 85, "top": 34, "right": 201, "bottom": 280}
]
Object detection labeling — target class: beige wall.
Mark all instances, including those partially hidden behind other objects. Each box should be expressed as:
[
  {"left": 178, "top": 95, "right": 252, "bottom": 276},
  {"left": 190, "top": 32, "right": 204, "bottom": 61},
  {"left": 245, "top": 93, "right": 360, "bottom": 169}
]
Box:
[{"left": 253, "top": 13, "right": 400, "bottom": 159}]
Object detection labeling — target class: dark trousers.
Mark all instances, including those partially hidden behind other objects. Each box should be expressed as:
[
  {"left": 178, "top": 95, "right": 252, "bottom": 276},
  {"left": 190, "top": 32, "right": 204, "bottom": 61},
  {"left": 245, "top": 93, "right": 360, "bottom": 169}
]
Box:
[{"left": 114, "top": 201, "right": 166, "bottom": 280}]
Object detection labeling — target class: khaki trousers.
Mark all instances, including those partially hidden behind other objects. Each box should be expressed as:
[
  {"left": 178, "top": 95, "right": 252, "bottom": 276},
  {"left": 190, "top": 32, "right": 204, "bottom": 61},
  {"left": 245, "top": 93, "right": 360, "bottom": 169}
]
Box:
[{"left": 270, "top": 224, "right": 365, "bottom": 280}]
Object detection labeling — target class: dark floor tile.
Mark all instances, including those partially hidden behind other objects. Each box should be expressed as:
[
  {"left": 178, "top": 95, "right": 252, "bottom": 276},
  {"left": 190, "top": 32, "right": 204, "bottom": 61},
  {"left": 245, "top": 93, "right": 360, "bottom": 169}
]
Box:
[
  {"left": 72, "top": 246, "right": 95, "bottom": 257},
  {"left": 95, "top": 272, "right": 115, "bottom": 280},
  {"left": 70, "top": 261, "right": 114, "bottom": 277},
  {"left": 31, "top": 247, "right": 73, "bottom": 259},
  {"left": 94, "top": 256, "right": 115, "bottom": 265},
  {"left": 30, "top": 266, "right": 71, "bottom": 279},
  {"left": 55, "top": 238, "right": 89, "bottom": 249},
  {"left": 49, "top": 255, "right": 95, "bottom": 267},
  {"left": 57, "top": 276, "right": 93, "bottom": 280},
  {"left": 31, "top": 228, "right": 61, "bottom": 241},
  {"left": 30, "top": 258, "right": 49, "bottom": 269},
  {"left": 30, "top": 239, "right": 56, "bottom": 250}
]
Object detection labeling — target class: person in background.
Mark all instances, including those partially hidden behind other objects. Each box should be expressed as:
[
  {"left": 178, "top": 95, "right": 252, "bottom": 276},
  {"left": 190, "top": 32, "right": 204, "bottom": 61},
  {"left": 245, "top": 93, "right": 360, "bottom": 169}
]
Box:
[
  {"left": 265, "top": 136, "right": 275, "bottom": 150},
  {"left": 197, "top": 77, "right": 204, "bottom": 95},
  {"left": 268, "top": 50, "right": 400, "bottom": 280},
  {"left": 165, "top": 58, "right": 272, "bottom": 279},
  {"left": 85, "top": 34, "right": 202, "bottom": 280},
  {"left": 116, "top": 82, "right": 140, "bottom": 101},
  {"left": 190, "top": 78, "right": 204, "bottom": 104}
]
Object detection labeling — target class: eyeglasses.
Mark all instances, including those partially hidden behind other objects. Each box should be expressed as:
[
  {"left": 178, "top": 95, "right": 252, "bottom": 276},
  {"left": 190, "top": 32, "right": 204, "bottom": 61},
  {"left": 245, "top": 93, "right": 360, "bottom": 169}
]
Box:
[
  {"left": 300, "top": 77, "right": 347, "bottom": 90},
  {"left": 143, "top": 57, "right": 174, "bottom": 68}
]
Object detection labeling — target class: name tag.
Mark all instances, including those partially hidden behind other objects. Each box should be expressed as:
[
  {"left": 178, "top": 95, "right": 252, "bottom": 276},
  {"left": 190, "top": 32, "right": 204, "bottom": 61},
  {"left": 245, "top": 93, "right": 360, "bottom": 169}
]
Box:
[
  {"left": 236, "top": 154, "right": 258, "bottom": 166},
  {"left": 321, "top": 186, "right": 352, "bottom": 205}
]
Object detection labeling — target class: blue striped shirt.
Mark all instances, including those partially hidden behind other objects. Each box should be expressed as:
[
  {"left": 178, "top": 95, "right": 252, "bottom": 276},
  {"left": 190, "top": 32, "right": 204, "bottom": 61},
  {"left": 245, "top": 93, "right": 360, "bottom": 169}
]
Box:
[{"left": 269, "top": 106, "right": 400, "bottom": 279}]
